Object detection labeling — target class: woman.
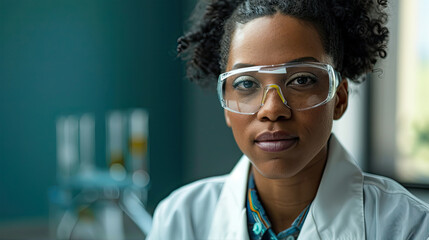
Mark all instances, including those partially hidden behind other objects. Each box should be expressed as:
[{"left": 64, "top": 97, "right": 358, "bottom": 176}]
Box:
[{"left": 148, "top": 0, "right": 429, "bottom": 239}]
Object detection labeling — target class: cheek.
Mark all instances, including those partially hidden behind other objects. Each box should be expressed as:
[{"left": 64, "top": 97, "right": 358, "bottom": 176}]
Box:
[
  {"left": 226, "top": 113, "right": 254, "bottom": 149},
  {"left": 298, "top": 102, "right": 335, "bottom": 137}
]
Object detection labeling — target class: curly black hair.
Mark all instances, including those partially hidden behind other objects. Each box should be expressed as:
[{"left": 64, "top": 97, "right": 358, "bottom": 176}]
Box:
[{"left": 177, "top": 0, "right": 389, "bottom": 88}]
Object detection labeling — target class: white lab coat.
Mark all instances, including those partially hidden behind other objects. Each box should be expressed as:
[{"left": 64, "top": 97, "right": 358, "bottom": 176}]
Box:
[{"left": 148, "top": 135, "right": 429, "bottom": 239}]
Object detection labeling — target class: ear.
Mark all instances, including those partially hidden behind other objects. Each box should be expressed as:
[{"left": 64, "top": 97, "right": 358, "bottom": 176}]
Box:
[
  {"left": 224, "top": 109, "right": 232, "bottom": 127},
  {"left": 333, "top": 78, "right": 348, "bottom": 120}
]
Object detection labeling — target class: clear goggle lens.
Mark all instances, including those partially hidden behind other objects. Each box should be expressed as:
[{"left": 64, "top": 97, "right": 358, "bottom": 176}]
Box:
[{"left": 217, "top": 62, "right": 340, "bottom": 115}]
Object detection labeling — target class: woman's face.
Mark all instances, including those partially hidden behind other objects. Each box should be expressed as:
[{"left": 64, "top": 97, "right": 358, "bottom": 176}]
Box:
[{"left": 224, "top": 14, "right": 348, "bottom": 179}]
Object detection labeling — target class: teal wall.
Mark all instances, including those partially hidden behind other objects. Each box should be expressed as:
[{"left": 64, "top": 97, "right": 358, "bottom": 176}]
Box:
[
  {"left": 0, "top": 0, "right": 184, "bottom": 221},
  {"left": 181, "top": 0, "right": 242, "bottom": 185}
]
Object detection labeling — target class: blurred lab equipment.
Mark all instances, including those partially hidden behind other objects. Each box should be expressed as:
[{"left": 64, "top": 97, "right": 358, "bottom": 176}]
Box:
[{"left": 50, "top": 109, "right": 151, "bottom": 240}]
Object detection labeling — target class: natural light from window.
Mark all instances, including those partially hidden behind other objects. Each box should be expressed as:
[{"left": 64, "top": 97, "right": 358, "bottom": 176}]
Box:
[{"left": 397, "top": 0, "right": 429, "bottom": 183}]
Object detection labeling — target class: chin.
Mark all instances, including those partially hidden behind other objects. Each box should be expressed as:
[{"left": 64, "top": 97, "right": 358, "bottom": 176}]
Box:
[{"left": 252, "top": 160, "right": 303, "bottom": 179}]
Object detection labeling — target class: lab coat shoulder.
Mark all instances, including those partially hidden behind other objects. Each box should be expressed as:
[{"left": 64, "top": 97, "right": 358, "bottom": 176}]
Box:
[
  {"left": 147, "top": 175, "right": 226, "bottom": 240},
  {"left": 363, "top": 173, "right": 429, "bottom": 239}
]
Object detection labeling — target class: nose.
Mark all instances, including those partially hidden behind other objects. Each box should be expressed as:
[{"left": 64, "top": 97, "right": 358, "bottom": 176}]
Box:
[{"left": 257, "top": 84, "right": 292, "bottom": 121}]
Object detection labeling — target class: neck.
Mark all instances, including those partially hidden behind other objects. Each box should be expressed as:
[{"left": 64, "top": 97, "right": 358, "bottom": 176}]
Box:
[{"left": 252, "top": 146, "right": 328, "bottom": 234}]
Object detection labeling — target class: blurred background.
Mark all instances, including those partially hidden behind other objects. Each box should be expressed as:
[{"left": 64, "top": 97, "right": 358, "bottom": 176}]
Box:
[{"left": 0, "top": 0, "right": 428, "bottom": 239}]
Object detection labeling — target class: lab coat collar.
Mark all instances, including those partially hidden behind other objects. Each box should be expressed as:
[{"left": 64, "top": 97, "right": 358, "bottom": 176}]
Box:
[
  {"left": 299, "top": 135, "right": 365, "bottom": 239},
  {"left": 208, "top": 135, "right": 365, "bottom": 239},
  {"left": 208, "top": 154, "right": 250, "bottom": 240}
]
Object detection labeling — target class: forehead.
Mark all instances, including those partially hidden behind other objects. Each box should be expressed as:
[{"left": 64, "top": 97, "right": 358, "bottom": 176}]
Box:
[{"left": 227, "top": 14, "right": 329, "bottom": 70}]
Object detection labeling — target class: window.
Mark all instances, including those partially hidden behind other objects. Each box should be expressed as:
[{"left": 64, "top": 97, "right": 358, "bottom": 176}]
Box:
[
  {"left": 371, "top": 0, "right": 429, "bottom": 185},
  {"left": 396, "top": 0, "right": 429, "bottom": 183}
]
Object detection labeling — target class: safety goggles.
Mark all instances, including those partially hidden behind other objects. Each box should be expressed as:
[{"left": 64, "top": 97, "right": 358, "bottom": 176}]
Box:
[{"left": 217, "top": 62, "right": 342, "bottom": 115}]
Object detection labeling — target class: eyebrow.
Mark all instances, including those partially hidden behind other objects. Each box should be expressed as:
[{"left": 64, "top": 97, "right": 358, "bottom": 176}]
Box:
[{"left": 231, "top": 57, "right": 320, "bottom": 70}]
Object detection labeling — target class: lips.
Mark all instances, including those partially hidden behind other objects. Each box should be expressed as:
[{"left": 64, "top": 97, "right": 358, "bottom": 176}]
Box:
[{"left": 254, "top": 131, "right": 298, "bottom": 152}]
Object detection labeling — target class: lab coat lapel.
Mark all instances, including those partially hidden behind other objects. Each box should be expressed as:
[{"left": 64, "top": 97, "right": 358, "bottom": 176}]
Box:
[
  {"left": 299, "top": 135, "right": 365, "bottom": 239},
  {"left": 208, "top": 156, "right": 250, "bottom": 240}
]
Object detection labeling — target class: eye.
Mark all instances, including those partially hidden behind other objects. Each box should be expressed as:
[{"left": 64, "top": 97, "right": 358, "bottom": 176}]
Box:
[
  {"left": 287, "top": 73, "right": 318, "bottom": 87},
  {"left": 232, "top": 76, "right": 260, "bottom": 91},
  {"left": 292, "top": 77, "right": 314, "bottom": 85}
]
